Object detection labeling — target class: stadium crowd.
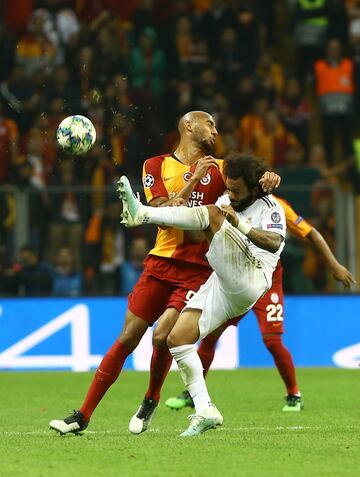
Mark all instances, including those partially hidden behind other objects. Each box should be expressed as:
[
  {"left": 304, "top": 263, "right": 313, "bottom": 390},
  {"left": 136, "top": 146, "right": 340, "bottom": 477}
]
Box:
[{"left": 0, "top": 0, "right": 359, "bottom": 296}]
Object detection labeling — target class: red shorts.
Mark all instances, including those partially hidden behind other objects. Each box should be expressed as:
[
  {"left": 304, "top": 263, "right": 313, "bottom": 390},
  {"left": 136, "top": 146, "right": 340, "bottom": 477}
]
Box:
[
  {"left": 227, "top": 263, "right": 284, "bottom": 334},
  {"left": 128, "top": 255, "right": 212, "bottom": 325}
]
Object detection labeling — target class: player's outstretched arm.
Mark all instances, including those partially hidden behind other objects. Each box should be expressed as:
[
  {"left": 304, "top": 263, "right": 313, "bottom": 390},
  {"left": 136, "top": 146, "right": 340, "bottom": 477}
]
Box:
[{"left": 307, "top": 228, "right": 356, "bottom": 288}]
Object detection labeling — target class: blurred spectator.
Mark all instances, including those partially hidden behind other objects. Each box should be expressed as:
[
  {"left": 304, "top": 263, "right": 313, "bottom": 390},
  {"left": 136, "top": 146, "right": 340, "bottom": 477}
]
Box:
[
  {"left": 169, "top": 15, "right": 209, "bottom": 80},
  {"left": 293, "top": 0, "right": 329, "bottom": 83},
  {"left": 277, "top": 146, "right": 322, "bottom": 217},
  {"left": 193, "top": 68, "right": 218, "bottom": 114},
  {"left": 22, "top": 127, "right": 47, "bottom": 190},
  {"left": 84, "top": 201, "right": 125, "bottom": 295},
  {"left": 0, "top": 66, "right": 40, "bottom": 132},
  {"left": 0, "top": 191, "right": 15, "bottom": 258},
  {"left": 256, "top": 51, "right": 285, "bottom": 98},
  {"left": 201, "top": 0, "right": 234, "bottom": 55},
  {"left": 276, "top": 77, "right": 311, "bottom": 150},
  {"left": 14, "top": 160, "right": 48, "bottom": 252},
  {"left": 214, "top": 114, "right": 238, "bottom": 158},
  {"left": 0, "top": 99, "right": 19, "bottom": 184},
  {"left": 55, "top": 7, "right": 80, "bottom": 48},
  {"left": 15, "top": 244, "right": 53, "bottom": 296},
  {"left": 251, "top": 110, "right": 302, "bottom": 167},
  {"left": 128, "top": 26, "right": 166, "bottom": 100},
  {"left": 120, "top": 237, "right": 149, "bottom": 295},
  {"left": 52, "top": 246, "right": 82, "bottom": 296},
  {"left": 15, "top": 9, "right": 58, "bottom": 77},
  {"left": 89, "top": 145, "right": 118, "bottom": 211},
  {"left": 105, "top": 113, "right": 143, "bottom": 180},
  {"left": 128, "top": 26, "right": 167, "bottom": 154},
  {"left": 308, "top": 143, "right": 354, "bottom": 183},
  {"left": 46, "top": 66, "right": 81, "bottom": 114},
  {"left": 94, "top": 20, "right": 128, "bottom": 87},
  {"left": 237, "top": 96, "right": 269, "bottom": 150},
  {"left": 234, "top": 3, "right": 262, "bottom": 75},
  {"left": 46, "top": 159, "right": 86, "bottom": 268},
  {"left": 315, "top": 38, "right": 354, "bottom": 164},
  {"left": 213, "top": 27, "right": 242, "bottom": 92},
  {"left": 232, "top": 76, "right": 258, "bottom": 117}
]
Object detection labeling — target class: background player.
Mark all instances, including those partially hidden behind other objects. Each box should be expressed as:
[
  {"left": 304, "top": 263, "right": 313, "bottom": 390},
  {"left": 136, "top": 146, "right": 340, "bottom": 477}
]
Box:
[
  {"left": 165, "top": 197, "right": 356, "bottom": 413},
  {"left": 118, "top": 153, "right": 287, "bottom": 436},
  {"left": 49, "top": 111, "right": 279, "bottom": 436}
]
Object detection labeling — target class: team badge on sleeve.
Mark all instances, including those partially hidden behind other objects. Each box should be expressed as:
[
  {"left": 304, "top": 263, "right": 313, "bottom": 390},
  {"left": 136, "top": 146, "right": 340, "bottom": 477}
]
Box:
[
  {"left": 271, "top": 212, "right": 281, "bottom": 223},
  {"left": 143, "top": 174, "right": 155, "bottom": 188}
]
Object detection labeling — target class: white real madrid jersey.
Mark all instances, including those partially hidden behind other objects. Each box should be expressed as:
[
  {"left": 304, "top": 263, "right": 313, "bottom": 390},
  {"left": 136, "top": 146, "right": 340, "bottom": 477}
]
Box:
[{"left": 215, "top": 194, "right": 286, "bottom": 284}]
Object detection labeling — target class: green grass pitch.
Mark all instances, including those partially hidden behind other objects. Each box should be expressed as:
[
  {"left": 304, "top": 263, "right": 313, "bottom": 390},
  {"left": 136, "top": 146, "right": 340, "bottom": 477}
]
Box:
[{"left": 0, "top": 369, "right": 359, "bottom": 477}]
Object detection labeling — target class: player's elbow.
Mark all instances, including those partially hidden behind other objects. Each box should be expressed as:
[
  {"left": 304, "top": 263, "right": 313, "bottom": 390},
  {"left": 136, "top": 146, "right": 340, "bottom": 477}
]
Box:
[{"left": 269, "top": 236, "right": 283, "bottom": 253}]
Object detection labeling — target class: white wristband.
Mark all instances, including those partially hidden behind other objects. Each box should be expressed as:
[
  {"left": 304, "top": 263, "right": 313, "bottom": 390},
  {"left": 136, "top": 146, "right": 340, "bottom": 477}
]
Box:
[{"left": 236, "top": 220, "right": 251, "bottom": 235}]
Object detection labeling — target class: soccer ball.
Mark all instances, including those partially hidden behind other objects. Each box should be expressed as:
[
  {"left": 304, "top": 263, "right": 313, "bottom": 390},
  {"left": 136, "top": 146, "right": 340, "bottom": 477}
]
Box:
[{"left": 56, "top": 115, "right": 96, "bottom": 155}]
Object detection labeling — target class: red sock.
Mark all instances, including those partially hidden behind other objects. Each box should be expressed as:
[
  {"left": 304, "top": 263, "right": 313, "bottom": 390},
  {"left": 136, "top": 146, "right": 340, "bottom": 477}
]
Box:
[
  {"left": 145, "top": 346, "right": 173, "bottom": 401},
  {"left": 263, "top": 335, "right": 299, "bottom": 395},
  {"left": 80, "top": 340, "right": 130, "bottom": 422},
  {"left": 197, "top": 334, "right": 219, "bottom": 377}
]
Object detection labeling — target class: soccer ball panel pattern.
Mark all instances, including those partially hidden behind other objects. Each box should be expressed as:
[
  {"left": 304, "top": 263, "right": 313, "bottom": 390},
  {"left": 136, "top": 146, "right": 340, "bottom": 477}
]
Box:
[{"left": 56, "top": 115, "right": 96, "bottom": 155}]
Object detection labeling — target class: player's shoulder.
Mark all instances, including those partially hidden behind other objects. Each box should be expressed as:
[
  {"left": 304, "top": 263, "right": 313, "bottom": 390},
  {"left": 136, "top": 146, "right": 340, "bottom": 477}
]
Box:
[
  {"left": 144, "top": 153, "right": 172, "bottom": 165},
  {"left": 259, "top": 195, "right": 281, "bottom": 209}
]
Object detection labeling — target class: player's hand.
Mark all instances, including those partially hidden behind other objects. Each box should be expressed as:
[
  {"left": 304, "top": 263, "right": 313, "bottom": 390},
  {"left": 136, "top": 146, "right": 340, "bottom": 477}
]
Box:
[
  {"left": 192, "top": 156, "right": 219, "bottom": 181},
  {"left": 332, "top": 264, "right": 356, "bottom": 288},
  {"left": 259, "top": 171, "right": 281, "bottom": 193},
  {"left": 169, "top": 197, "right": 186, "bottom": 207},
  {"left": 220, "top": 204, "right": 239, "bottom": 227}
]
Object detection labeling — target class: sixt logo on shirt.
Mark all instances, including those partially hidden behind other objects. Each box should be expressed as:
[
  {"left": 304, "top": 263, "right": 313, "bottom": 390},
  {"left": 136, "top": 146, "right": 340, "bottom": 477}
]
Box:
[{"left": 267, "top": 223, "right": 283, "bottom": 230}]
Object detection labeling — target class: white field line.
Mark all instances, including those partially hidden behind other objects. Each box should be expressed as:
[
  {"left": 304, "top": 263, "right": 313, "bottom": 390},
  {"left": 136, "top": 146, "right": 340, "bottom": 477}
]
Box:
[{"left": 0, "top": 426, "right": 327, "bottom": 437}]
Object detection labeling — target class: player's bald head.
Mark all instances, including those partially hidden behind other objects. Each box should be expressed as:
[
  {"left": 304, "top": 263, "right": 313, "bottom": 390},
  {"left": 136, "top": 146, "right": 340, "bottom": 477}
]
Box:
[
  {"left": 177, "top": 110, "right": 217, "bottom": 154},
  {"left": 178, "top": 111, "right": 214, "bottom": 135}
]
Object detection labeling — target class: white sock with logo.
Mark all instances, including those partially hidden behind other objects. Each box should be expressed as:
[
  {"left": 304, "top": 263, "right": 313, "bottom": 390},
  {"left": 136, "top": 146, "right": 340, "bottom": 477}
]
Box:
[
  {"left": 143, "top": 205, "right": 209, "bottom": 230},
  {"left": 170, "top": 344, "right": 213, "bottom": 414}
]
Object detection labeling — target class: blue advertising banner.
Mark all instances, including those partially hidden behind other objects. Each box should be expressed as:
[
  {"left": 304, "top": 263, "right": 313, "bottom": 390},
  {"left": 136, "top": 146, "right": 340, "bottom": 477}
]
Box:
[{"left": 0, "top": 296, "right": 359, "bottom": 371}]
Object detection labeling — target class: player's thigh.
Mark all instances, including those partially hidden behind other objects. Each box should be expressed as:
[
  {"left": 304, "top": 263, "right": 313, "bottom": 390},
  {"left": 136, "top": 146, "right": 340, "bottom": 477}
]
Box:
[
  {"left": 167, "top": 309, "right": 202, "bottom": 347},
  {"left": 253, "top": 286, "right": 285, "bottom": 334},
  {"left": 128, "top": 271, "right": 173, "bottom": 326},
  {"left": 152, "top": 307, "right": 180, "bottom": 347},
  {"left": 118, "top": 308, "right": 150, "bottom": 350}
]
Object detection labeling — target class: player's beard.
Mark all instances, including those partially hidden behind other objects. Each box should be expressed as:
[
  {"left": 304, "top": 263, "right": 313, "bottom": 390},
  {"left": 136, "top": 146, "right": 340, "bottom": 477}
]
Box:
[
  {"left": 230, "top": 193, "right": 255, "bottom": 212},
  {"left": 193, "top": 129, "right": 214, "bottom": 155}
]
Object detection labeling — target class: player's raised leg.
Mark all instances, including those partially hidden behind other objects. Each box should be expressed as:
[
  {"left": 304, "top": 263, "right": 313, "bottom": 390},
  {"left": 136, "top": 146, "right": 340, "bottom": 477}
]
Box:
[{"left": 118, "top": 176, "right": 210, "bottom": 230}]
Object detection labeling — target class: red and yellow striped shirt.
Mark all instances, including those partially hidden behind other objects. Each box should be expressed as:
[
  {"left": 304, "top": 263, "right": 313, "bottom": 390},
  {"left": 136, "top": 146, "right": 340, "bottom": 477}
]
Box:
[{"left": 143, "top": 154, "right": 225, "bottom": 267}]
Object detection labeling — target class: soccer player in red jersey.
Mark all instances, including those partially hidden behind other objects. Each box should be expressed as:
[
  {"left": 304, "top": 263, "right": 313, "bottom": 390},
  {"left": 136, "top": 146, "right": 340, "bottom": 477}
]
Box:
[
  {"left": 49, "top": 111, "right": 279, "bottom": 436},
  {"left": 164, "top": 197, "right": 355, "bottom": 412}
]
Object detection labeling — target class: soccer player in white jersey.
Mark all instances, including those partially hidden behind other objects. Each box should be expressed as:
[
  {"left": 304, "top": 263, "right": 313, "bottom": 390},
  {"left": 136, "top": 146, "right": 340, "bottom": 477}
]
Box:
[{"left": 118, "top": 152, "right": 286, "bottom": 436}]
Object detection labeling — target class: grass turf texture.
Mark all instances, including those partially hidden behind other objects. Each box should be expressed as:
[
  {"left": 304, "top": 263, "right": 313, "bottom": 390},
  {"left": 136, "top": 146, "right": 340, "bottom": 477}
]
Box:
[{"left": 0, "top": 369, "right": 359, "bottom": 477}]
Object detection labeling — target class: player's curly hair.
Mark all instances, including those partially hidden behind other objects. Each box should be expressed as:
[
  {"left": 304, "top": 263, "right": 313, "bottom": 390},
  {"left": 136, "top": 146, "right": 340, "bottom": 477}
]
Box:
[{"left": 223, "top": 152, "right": 267, "bottom": 199}]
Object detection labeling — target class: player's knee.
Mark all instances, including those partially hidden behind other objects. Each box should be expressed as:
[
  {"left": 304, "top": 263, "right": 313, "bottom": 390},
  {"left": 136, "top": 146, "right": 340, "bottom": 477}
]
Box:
[
  {"left": 166, "top": 331, "right": 179, "bottom": 349},
  {"left": 152, "top": 328, "right": 168, "bottom": 349}
]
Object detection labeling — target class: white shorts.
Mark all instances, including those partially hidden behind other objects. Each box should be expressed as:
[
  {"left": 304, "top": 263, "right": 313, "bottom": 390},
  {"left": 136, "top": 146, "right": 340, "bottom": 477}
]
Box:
[{"left": 183, "top": 220, "right": 268, "bottom": 338}]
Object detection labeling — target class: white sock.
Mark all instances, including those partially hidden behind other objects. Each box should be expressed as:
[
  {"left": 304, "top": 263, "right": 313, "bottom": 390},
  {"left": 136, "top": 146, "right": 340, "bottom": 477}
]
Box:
[
  {"left": 170, "top": 344, "right": 213, "bottom": 414},
  {"left": 144, "top": 205, "right": 209, "bottom": 230}
]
